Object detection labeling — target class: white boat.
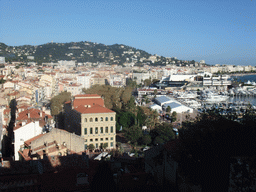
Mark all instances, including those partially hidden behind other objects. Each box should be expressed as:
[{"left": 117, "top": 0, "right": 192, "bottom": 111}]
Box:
[
  {"left": 201, "top": 91, "right": 229, "bottom": 103},
  {"left": 177, "top": 91, "right": 197, "bottom": 99}
]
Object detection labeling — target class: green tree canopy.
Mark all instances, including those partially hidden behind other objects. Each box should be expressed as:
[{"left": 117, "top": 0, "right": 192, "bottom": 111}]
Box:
[
  {"left": 178, "top": 109, "right": 256, "bottom": 191},
  {"left": 50, "top": 91, "right": 71, "bottom": 116},
  {"left": 142, "top": 134, "right": 152, "bottom": 146},
  {"left": 88, "top": 144, "right": 95, "bottom": 151},
  {"left": 84, "top": 85, "right": 133, "bottom": 110},
  {"left": 150, "top": 122, "right": 174, "bottom": 145},
  {"left": 118, "top": 111, "right": 135, "bottom": 129},
  {"left": 166, "top": 106, "right": 171, "bottom": 113},
  {"left": 144, "top": 79, "right": 151, "bottom": 86},
  {"left": 0, "top": 78, "right": 6, "bottom": 84},
  {"left": 171, "top": 111, "right": 177, "bottom": 122},
  {"left": 123, "top": 125, "right": 143, "bottom": 144}
]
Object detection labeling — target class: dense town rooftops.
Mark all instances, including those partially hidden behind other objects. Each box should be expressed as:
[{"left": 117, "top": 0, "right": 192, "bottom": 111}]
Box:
[
  {"left": 16, "top": 108, "right": 53, "bottom": 121},
  {"left": 24, "top": 134, "right": 44, "bottom": 147}
]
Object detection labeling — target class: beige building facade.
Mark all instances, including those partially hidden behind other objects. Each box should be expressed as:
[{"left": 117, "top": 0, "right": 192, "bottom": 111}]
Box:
[
  {"left": 64, "top": 94, "right": 116, "bottom": 151},
  {"left": 81, "top": 112, "right": 116, "bottom": 150}
]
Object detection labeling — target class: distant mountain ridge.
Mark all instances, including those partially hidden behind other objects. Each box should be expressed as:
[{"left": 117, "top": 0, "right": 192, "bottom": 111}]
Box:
[
  {"left": 0, "top": 41, "right": 154, "bottom": 64},
  {"left": 0, "top": 41, "right": 192, "bottom": 66}
]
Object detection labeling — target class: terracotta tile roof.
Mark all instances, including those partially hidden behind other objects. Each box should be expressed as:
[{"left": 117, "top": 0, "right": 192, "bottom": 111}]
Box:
[
  {"left": 16, "top": 108, "right": 53, "bottom": 121},
  {"left": 75, "top": 104, "right": 114, "bottom": 114},
  {"left": 7, "top": 91, "right": 19, "bottom": 96},
  {"left": 73, "top": 98, "right": 104, "bottom": 108},
  {"left": 3, "top": 108, "right": 10, "bottom": 114},
  {"left": 18, "top": 149, "right": 32, "bottom": 161},
  {"left": 68, "top": 83, "right": 82, "bottom": 87},
  {"left": 74, "top": 94, "right": 101, "bottom": 98},
  {"left": 24, "top": 134, "right": 44, "bottom": 146}
]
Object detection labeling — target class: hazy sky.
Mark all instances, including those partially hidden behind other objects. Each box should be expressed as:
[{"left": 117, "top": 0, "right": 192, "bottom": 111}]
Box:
[{"left": 1, "top": 0, "right": 255, "bottom": 65}]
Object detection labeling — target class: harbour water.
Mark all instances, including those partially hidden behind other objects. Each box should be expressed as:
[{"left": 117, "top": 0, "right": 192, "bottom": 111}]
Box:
[
  {"left": 228, "top": 95, "right": 256, "bottom": 107},
  {"left": 231, "top": 74, "right": 256, "bottom": 83},
  {"left": 230, "top": 74, "right": 256, "bottom": 106}
]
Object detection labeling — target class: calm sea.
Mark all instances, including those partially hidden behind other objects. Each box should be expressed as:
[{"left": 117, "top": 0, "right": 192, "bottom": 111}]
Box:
[
  {"left": 232, "top": 74, "right": 256, "bottom": 83},
  {"left": 229, "top": 74, "right": 256, "bottom": 106}
]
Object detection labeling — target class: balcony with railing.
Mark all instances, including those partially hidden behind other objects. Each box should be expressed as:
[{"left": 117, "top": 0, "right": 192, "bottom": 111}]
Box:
[
  {"left": 203, "top": 81, "right": 212, "bottom": 85},
  {"left": 212, "top": 81, "right": 221, "bottom": 85},
  {"left": 222, "top": 80, "right": 231, "bottom": 85}
]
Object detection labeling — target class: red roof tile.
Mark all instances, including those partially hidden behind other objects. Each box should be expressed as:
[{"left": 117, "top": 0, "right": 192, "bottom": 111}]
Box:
[
  {"left": 75, "top": 104, "right": 114, "bottom": 114},
  {"left": 73, "top": 98, "right": 104, "bottom": 108},
  {"left": 24, "top": 134, "right": 44, "bottom": 146},
  {"left": 16, "top": 108, "right": 52, "bottom": 121},
  {"left": 74, "top": 94, "right": 101, "bottom": 98}
]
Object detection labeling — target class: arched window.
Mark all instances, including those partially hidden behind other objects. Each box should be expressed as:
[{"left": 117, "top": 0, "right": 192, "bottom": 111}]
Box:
[
  {"left": 90, "top": 127, "right": 93, "bottom": 134},
  {"left": 100, "top": 127, "right": 103, "bottom": 133},
  {"left": 100, "top": 117, "right": 103, "bottom": 121},
  {"left": 84, "top": 128, "right": 87, "bottom": 135},
  {"left": 90, "top": 118, "right": 93, "bottom": 122},
  {"left": 111, "top": 126, "right": 113, "bottom": 133},
  {"left": 105, "top": 117, "right": 108, "bottom": 121},
  {"left": 95, "top": 127, "right": 98, "bottom": 134},
  {"left": 105, "top": 126, "right": 108, "bottom": 133},
  {"left": 110, "top": 117, "right": 113, "bottom": 121},
  {"left": 85, "top": 118, "right": 87, "bottom": 122},
  {"left": 95, "top": 117, "right": 98, "bottom": 122}
]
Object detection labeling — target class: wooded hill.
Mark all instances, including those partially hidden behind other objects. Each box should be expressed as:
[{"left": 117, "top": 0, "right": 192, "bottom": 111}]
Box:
[{"left": 0, "top": 41, "right": 188, "bottom": 66}]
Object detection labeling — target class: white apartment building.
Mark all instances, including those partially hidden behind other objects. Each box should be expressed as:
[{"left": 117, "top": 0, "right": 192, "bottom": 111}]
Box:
[
  {"left": 132, "top": 72, "right": 150, "bottom": 85},
  {"left": 65, "top": 83, "right": 83, "bottom": 96},
  {"left": 14, "top": 121, "right": 43, "bottom": 161},
  {"left": 202, "top": 73, "right": 231, "bottom": 90},
  {"left": 77, "top": 74, "right": 91, "bottom": 89}
]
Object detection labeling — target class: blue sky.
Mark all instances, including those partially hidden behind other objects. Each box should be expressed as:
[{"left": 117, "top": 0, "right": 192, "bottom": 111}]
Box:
[{"left": 1, "top": 0, "right": 255, "bottom": 66}]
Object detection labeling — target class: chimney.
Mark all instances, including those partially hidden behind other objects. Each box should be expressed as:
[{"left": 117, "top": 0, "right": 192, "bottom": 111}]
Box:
[
  {"left": 28, "top": 112, "right": 30, "bottom": 118},
  {"left": 40, "top": 111, "right": 43, "bottom": 117}
]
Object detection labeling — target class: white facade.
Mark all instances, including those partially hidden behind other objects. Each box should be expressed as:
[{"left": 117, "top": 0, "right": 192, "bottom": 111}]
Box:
[
  {"left": 163, "top": 68, "right": 177, "bottom": 77},
  {"left": 163, "top": 102, "right": 193, "bottom": 114},
  {"left": 77, "top": 74, "right": 91, "bottom": 89},
  {"left": 169, "top": 74, "right": 197, "bottom": 82},
  {"left": 58, "top": 60, "right": 76, "bottom": 68},
  {"left": 44, "top": 85, "right": 52, "bottom": 99},
  {"left": 14, "top": 121, "right": 43, "bottom": 161},
  {"left": 65, "top": 83, "right": 83, "bottom": 96},
  {"left": 0, "top": 57, "right": 5, "bottom": 64},
  {"left": 150, "top": 104, "right": 162, "bottom": 112},
  {"left": 132, "top": 72, "right": 150, "bottom": 84},
  {"left": 3, "top": 81, "right": 15, "bottom": 89}
]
